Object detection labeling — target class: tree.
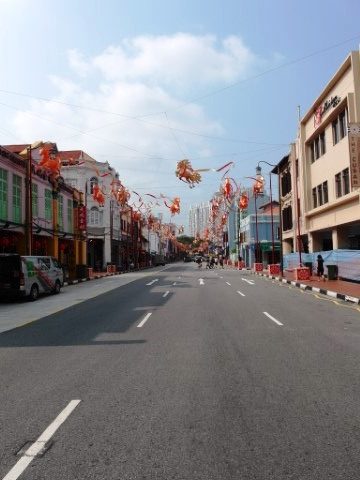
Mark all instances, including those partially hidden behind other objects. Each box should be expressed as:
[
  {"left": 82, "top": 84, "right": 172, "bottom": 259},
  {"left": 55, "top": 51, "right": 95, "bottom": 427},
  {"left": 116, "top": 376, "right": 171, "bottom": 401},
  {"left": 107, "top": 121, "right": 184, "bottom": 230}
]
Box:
[{"left": 177, "top": 235, "right": 194, "bottom": 246}]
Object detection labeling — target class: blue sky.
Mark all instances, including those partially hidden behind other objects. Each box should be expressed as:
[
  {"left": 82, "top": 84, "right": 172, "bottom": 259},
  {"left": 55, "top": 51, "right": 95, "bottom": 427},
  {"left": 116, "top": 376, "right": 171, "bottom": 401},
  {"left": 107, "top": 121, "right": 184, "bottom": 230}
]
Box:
[{"left": 1, "top": 0, "right": 359, "bottom": 230}]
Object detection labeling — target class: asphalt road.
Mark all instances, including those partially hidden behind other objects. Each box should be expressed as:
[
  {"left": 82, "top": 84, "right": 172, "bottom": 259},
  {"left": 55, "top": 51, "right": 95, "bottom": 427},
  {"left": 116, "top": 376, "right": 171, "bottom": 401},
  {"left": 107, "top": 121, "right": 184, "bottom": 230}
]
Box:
[{"left": 1, "top": 263, "right": 360, "bottom": 479}]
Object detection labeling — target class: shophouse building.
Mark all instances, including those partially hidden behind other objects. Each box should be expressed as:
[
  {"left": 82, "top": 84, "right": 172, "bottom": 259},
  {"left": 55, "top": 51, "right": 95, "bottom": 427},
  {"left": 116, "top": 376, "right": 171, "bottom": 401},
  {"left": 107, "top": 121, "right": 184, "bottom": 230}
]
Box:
[
  {"left": 298, "top": 51, "right": 360, "bottom": 253},
  {"left": 0, "top": 144, "right": 86, "bottom": 279}
]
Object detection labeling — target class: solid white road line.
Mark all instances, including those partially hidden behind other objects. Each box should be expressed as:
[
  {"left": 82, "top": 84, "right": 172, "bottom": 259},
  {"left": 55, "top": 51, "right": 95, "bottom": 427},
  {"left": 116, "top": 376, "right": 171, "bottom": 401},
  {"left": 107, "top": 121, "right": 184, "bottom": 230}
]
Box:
[
  {"left": 146, "top": 279, "right": 159, "bottom": 286},
  {"left": 3, "top": 400, "right": 81, "bottom": 480},
  {"left": 226, "top": 281, "right": 231, "bottom": 286},
  {"left": 237, "top": 291, "right": 246, "bottom": 297},
  {"left": 163, "top": 291, "right": 170, "bottom": 298},
  {"left": 241, "top": 278, "right": 254, "bottom": 285},
  {"left": 263, "top": 311, "right": 283, "bottom": 326},
  {"left": 137, "top": 312, "right": 152, "bottom": 328},
  {"left": 199, "top": 278, "right": 205, "bottom": 285}
]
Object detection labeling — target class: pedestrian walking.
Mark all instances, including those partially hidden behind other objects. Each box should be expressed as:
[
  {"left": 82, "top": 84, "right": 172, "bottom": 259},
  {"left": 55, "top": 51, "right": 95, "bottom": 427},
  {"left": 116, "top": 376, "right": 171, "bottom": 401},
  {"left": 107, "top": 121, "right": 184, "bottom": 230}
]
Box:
[{"left": 317, "top": 254, "right": 324, "bottom": 280}]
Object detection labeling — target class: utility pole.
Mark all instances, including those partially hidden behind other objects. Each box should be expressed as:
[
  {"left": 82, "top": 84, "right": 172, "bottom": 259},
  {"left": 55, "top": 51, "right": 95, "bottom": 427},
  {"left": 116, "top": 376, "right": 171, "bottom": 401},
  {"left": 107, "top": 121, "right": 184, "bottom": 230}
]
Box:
[{"left": 110, "top": 199, "right": 113, "bottom": 265}]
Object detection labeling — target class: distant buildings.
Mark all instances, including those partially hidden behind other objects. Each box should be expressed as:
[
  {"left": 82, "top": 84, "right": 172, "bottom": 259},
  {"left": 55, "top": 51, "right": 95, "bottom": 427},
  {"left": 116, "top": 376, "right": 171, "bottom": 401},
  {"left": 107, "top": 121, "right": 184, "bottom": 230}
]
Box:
[{"left": 188, "top": 201, "right": 210, "bottom": 237}]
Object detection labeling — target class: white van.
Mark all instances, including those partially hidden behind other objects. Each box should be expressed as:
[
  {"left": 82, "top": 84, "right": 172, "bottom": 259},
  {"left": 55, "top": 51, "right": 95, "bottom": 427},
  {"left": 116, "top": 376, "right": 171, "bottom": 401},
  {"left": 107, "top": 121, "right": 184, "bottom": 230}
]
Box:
[{"left": 0, "top": 254, "right": 64, "bottom": 301}]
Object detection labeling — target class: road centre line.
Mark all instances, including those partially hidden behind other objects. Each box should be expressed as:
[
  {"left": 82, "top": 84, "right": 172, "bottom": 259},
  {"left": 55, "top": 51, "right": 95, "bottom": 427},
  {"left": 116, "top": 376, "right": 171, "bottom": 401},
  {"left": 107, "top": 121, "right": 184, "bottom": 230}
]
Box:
[
  {"left": 237, "top": 291, "right": 246, "bottom": 297},
  {"left": 163, "top": 291, "right": 170, "bottom": 298},
  {"left": 146, "top": 279, "right": 159, "bottom": 286},
  {"left": 3, "top": 400, "right": 81, "bottom": 480},
  {"left": 263, "top": 311, "right": 283, "bottom": 326},
  {"left": 226, "top": 281, "right": 231, "bottom": 286},
  {"left": 137, "top": 312, "right": 152, "bottom": 328}
]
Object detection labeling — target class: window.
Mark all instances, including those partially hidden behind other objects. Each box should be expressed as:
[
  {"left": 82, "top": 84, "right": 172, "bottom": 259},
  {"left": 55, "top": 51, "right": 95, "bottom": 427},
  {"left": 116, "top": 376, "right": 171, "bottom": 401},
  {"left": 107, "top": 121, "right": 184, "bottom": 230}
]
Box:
[
  {"left": 45, "top": 189, "right": 52, "bottom": 222},
  {"left": 282, "top": 206, "right": 293, "bottom": 231},
  {"left": 58, "top": 195, "right": 63, "bottom": 229},
  {"left": 320, "top": 132, "right": 326, "bottom": 155},
  {"left": 32, "top": 183, "right": 38, "bottom": 218},
  {"left": 335, "top": 168, "right": 350, "bottom": 198},
  {"left": 12, "top": 174, "right": 22, "bottom": 223},
  {"left": 310, "top": 131, "right": 326, "bottom": 162},
  {"left": 312, "top": 187, "right": 317, "bottom": 208},
  {"left": 88, "top": 206, "right": 103, "bottom": 225},
  {"left": 322, "top": 181, "right": 328, "bottom": 204},
  {"left": 89, "top": 177, "right": 98, "bottom": 194},
  {"left": 317, "top": 184, "right": 323, "bottom": 206},
  {"left": 295, "top": 159, "right": 299, "bottom": 178},
  {"left": 0, "top": 168, "right": 8, "bottom": 220},
  {"left": 339, "top": 110, "right": 347, "bottom": 139},
  {"left": 313, "top": 182, "right": 328, "bottom": 208},
  {"left": 342, "top": 168, "right": 349, "bottom": 195},
  {"left": 335, "top": 173, "right": 342, "bottom": 197},
  {"left": 333, "top": 110, "right": 347, "bottom": 144},
  {"left": 281, "top": 170, "right": 292, "bottom": 196},
  {"left": 67, "top": 199, "right": 73, "bottom": 233}
]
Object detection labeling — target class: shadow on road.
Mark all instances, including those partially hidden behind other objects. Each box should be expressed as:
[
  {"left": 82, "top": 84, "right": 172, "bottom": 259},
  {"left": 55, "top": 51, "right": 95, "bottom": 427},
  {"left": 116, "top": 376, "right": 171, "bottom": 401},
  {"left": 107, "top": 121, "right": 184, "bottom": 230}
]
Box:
[{"left": 0, "top": 278, "right": 174, "bottom": 348}]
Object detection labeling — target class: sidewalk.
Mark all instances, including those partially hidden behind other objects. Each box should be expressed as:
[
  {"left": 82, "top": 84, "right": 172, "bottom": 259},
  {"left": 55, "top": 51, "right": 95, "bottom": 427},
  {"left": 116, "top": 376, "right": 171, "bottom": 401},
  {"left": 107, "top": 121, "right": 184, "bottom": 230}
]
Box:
[{"left": 254, "top": 268, "right": 360, "bottom": 305}]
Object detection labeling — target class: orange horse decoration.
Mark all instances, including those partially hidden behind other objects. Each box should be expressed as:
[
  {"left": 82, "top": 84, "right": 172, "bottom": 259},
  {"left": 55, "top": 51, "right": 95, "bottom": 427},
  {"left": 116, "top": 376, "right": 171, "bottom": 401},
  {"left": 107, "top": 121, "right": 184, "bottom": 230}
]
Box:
[
  {"left": 115, "top": 184, "right": 130, "bottom": 206},
  {"left": 37, "top": 144, "right": 61, "bottom": 180},
  {"left": 175, "top": 160, "right": 201, "bottom": 188},
  {"left": 92, "top": 184, "right": 105, "bottom": 206},
  {"left": 164, "top": 197, "right": 181, "bottom": 215}
]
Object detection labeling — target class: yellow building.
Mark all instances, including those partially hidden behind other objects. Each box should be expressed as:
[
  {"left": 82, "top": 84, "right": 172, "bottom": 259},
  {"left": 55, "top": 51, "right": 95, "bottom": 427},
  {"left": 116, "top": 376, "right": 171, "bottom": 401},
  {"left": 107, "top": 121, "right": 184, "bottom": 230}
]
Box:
[{"left": 298, "top": 51, "right": 360, "bottom": 252}]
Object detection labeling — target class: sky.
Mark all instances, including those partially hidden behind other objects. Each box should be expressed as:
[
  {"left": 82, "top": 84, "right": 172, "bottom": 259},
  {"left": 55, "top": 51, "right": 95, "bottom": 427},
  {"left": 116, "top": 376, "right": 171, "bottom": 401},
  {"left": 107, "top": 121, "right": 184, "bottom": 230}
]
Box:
[{"left": 1, "top": 0, "right": 360, "bottom": 231}]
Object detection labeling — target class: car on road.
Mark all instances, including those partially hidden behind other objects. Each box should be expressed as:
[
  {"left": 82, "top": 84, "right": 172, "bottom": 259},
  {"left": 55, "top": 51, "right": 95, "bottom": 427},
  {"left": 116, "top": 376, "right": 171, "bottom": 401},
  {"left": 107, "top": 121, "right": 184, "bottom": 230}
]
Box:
[{"left": 0, "top": 254, "right": 64, "bottom": 301}]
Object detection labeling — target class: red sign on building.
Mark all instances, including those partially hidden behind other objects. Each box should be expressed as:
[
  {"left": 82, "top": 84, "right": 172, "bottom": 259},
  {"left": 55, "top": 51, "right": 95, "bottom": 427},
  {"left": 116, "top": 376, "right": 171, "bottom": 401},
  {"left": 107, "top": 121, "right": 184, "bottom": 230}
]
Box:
[{"left": 77, "top": 206, "right": 87, "bottom": 231}]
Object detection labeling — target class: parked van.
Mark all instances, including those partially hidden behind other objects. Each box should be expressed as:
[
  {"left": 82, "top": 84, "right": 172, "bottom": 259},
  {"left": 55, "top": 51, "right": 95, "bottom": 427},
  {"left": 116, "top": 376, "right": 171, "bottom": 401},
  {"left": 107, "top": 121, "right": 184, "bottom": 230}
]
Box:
[
  {"left": 153, "top": 254, "right": 166, "bottom": 267},
  {"left": 0, "top": 254, "right": 64, "bottom": 301}
]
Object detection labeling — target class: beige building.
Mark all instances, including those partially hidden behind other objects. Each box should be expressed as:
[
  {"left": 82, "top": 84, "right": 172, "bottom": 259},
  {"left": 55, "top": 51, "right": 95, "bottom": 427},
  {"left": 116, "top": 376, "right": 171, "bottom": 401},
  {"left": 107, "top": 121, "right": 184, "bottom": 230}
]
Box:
[{"left": 278, "top": 51, "right": 360, "bottom": 256}]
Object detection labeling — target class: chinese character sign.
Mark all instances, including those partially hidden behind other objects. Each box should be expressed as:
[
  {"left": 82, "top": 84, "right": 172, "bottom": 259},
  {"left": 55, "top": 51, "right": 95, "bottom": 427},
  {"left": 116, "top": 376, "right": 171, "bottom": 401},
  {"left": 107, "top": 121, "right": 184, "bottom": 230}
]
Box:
[{"left": 78, "top": 206, "right": 87, "bottom": 231}]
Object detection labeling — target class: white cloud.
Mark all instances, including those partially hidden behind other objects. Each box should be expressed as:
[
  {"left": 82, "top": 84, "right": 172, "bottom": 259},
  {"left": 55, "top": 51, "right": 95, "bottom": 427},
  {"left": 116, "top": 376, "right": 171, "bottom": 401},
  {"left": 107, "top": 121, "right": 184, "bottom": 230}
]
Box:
[{"left": 8, "top": 33, "right": 274, "bottom": 225}]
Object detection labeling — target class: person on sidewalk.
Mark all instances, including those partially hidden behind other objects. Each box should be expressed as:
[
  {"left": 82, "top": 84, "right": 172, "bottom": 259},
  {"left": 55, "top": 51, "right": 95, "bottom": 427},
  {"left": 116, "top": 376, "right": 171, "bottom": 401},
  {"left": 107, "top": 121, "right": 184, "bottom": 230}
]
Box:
[{"left": 317, "top": 254, "right": 325, "bottom": 281}]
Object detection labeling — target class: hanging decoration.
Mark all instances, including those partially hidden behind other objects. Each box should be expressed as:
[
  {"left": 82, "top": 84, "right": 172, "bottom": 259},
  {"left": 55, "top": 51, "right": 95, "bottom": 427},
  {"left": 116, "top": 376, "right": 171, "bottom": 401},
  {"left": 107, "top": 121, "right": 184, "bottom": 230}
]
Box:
[
  {"left": 164, "top": 197, "right": 181, "bottom": 216},
  {"left": 238, "top": 191, "right": 249, "bottom": 211},
  {"left": 37, "top": 143, "right": 62, "bottom": 180},
  {"left": 92, "top": 184, "right": 105, "bottom": 206},
  {"left": 175, "top": 159, "right": 202, "bottom": 188}
]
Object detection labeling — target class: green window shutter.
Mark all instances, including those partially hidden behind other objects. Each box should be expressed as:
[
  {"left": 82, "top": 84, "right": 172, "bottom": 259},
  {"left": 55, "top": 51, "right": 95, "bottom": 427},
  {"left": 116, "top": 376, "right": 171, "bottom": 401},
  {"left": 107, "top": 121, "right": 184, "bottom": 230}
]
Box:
[
  {"left": 67, "top": 199, "right": 73, "bottom": 233},
  {"left": 58, "top": 195, "right": 63, "bottom": 229},
  {"left": 0, "top": 168, "right": 8, "bottom": 220},
  {"left": 12, "top": 174, "right": 22, "bottom": 223},
  {"left": 45, "top": 189, "right": 52, "bottom": 222},
  {"left": 32, "top": 183, "right": 38, "bottom": 218}
]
